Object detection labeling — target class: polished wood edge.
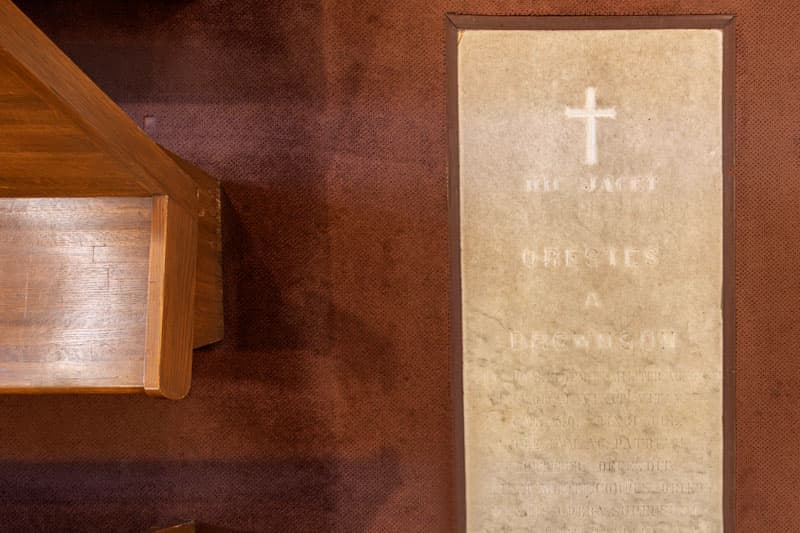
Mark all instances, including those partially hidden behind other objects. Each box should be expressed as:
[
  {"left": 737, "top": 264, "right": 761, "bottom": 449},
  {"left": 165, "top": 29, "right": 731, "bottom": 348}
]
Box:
[
  {"left": 446, "top": 14, "right": 737, "bottom": 533},
  {"left": 193, "top": 174, "right": 223, "bottom": 349},
  {"left": 160, "top": 148, "right": 224, "bottom": 349},
  {"left": 144, "top": 196, "right": 198, "bottom": 400},
  {"left": 144, "top": 196, "right": 168, "bottom": 395},
  {"left": 0, "top": 0, "right": 198, "bottom": 210},
  {"left": 0, "top": 386, "right": 143, "bottom": 394}
]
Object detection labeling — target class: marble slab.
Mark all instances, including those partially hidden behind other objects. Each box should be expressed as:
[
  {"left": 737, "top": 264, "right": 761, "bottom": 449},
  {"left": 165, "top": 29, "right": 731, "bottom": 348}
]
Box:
[{"left": 457, "top": 27, "right": 725, "bottom": 532}]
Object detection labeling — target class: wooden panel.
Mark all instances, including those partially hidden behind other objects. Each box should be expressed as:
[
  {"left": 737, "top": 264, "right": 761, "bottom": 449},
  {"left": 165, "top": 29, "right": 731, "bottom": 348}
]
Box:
[
  {"left": 162, "top": 149, "right": 224, "bottom": 349},
  {"left": 0, "top": 2, "right": 198, "bottom": 208},
  {"left": 0, "top": 2, "right": 220, "bottom": 397},
  {"left": 0, "top": 197, "right": 151, "bottom": 390},
  {"left": 0, "top": 58, "right": 147, "bottom": 197},
  {"left": 144, "top": 196, "right": 197, "bottom": 399},
  {"left": 0, "top": 125, "right": 95, "bottom": 152}
]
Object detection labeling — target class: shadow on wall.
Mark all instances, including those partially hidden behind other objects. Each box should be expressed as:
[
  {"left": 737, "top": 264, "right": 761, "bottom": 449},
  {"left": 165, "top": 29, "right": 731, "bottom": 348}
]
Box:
[
  {"left": 218, "top": 185, "right": 399, "bottom": 393},
  {"left": 0, "top": 450, "right": 402, "bottom": 532},
  {"left": 18, "top": 0, "right": 330, "bottom": 105},
  {"left": 222, "top": 184, "right": 325, "bottom": 353}
]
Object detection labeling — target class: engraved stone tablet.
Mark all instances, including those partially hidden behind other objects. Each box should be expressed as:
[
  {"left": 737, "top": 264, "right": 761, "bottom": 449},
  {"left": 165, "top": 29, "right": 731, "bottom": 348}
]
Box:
[{"left": 450, "top": 16, "right": 733, "bottom": 533}]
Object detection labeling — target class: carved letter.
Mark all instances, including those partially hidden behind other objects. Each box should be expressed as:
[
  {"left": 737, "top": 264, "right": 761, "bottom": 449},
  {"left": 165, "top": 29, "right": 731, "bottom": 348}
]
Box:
[
  {"left": 510, "top": 330, "right": 526, "bottom": 351},
  {"left": 544, "top": 248, "right": 560, "bottom": 268},
  {"left": 584, "top": 292, "right": 602, "bottom": 308},
  {"left": 522, "top": 248, "right": 538, "bottom": 268}
]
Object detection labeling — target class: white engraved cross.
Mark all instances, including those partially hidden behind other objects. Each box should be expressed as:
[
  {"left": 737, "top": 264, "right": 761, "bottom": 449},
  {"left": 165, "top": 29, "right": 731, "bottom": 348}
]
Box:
[{"left": 565, "top": 87, "right": 616, "bottom": 166}]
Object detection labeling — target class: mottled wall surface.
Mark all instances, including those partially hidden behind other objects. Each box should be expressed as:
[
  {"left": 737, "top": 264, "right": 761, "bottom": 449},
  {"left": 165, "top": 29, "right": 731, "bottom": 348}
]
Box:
[{"left": 0, "top": 1, "right": 798, "bottom": 532}]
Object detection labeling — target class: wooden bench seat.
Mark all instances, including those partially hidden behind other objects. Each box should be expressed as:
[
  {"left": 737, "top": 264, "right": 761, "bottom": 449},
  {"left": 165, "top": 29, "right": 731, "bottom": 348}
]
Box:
[{"left": 0, "top": 0, "right": 223, "bottom": 398}]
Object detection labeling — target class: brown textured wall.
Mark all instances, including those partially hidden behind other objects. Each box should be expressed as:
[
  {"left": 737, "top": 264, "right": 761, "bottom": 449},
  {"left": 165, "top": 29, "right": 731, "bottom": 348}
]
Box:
[{"left": 0, "top": 1, "right": 798, "bottom": 532}]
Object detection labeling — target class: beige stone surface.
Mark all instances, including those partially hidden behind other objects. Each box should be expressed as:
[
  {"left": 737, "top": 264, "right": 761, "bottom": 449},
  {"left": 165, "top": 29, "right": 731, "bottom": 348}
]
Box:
[{"left": 458, "top": 29, "right": 723, "bottom": 532}]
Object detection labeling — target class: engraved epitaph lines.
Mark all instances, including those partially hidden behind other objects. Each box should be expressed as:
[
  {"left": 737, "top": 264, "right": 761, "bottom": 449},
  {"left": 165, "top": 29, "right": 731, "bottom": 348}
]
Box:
[{"left": 565, "top": 87, "right": 617, "bottom": 166}]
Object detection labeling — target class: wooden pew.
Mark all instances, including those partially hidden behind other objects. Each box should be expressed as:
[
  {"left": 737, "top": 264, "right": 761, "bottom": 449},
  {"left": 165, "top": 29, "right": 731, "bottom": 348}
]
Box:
[{"left": 0, "top": 0, "right": 223, "bottom": 398}]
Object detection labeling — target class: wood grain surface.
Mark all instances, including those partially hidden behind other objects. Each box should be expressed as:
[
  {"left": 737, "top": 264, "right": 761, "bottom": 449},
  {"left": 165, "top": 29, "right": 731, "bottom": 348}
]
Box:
[
  {"left": 0, "top": 0, "right": 224, "bottom": 397},
  {"left": 0, "top": 197, "right": 151, "bottom": 391},
  {"left": 144, "top": 196, "right": 198, "bottom": 399},
  {"left": 164, "top": 148, "right": 224, "bottom": 349},
  {"left": 0, "top": 50, "right": 146, "bottom": 197},
  {"left": 0, "top": 0, "right": 199, "bottom": 208}
]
